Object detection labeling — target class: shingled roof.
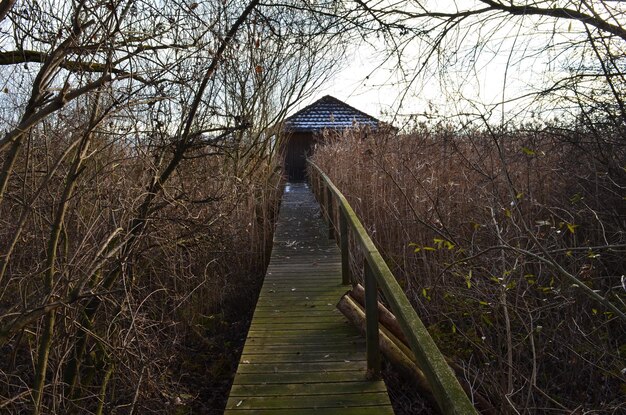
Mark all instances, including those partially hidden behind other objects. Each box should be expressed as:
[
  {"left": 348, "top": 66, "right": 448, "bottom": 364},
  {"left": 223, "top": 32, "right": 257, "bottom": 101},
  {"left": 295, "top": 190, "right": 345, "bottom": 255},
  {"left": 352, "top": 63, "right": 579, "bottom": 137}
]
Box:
[{"left": 284, "top": 95, "right": 380, "bottom": 132}]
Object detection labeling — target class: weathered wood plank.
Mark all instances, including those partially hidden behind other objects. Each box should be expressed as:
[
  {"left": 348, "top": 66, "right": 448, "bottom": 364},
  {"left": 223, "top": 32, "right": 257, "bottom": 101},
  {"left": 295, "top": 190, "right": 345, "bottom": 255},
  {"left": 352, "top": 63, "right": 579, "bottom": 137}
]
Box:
[
  {"left": 250, "top": 310, "right": 344, "bottom": 318},
  {"left": 248, "top": 329, "right": 360, "bottom": 344},
  {"left": 259, "top": 287, "right": 339, "bottom": 291},
  {"left": 252, "top": 305, "right": 337, "bottom": 312},
  {"left": 242, "top": 343, "right": 364, "bottom": 354},
  {"left": 225, "top": 183, "right": 393, "bottom": 414},
  {"left": 249, "top": 317, "right": 350, "bottom": 325},
  {"left": 236, "top": 360, "right": 367, "bottom": 373},
  {"left": 224, "top": 406, "right": 395, "bottom": 415},
  {"left": 232, "top": 371, "right": 370, "bottom": 384},
  {"left": 226, "top": 392, "right": 391, "bottom": 409},
  {"left": 243, "top": 336, "right": 362, "bottom": 345},
  {"left": 248, "top": 325, "right": 353, "bottom": 332},
  {"left": 250, "top": 315, "right": 341, "bottom": 323},
  {"left": 239, "top": 352, "right": 366, "bottom": 363},
  {"left": 229, "top": 381, "right": 385, "bottom": 396}
]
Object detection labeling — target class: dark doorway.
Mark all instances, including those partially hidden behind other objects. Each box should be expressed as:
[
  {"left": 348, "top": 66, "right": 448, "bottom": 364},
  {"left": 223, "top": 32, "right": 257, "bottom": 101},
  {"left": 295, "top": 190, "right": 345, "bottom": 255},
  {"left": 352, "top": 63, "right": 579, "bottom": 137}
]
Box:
[{"left": 284, "top": 132, "right": 314, "bottom": 182}]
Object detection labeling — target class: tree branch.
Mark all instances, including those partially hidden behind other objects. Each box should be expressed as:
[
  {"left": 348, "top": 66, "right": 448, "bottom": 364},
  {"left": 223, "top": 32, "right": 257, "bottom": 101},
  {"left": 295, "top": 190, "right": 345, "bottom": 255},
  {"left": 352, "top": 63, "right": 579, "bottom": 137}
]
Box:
[
  {"left": 479, "top": 0, "right": 626, "bottom": 42},
  {"left": 0, "top": 50, "right": 150, "bottom": 83},
  {"left": 0, "top": 0, "right": 15, "bottom": 23}
]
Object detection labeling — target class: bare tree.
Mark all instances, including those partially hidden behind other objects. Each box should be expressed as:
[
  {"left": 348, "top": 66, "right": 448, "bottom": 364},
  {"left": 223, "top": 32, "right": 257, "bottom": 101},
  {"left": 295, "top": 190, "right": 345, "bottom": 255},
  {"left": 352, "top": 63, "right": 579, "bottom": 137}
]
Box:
[{"left": 0, "top": 0, "right": 346, "bottom": 412}]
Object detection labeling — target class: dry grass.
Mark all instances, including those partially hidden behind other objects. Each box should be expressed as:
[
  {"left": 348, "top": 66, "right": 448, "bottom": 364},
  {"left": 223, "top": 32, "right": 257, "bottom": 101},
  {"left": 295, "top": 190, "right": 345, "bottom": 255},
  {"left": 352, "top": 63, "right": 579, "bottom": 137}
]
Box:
[
  {"left": 0, "top": 108, "right": 283, "bottom": 413},
  {"left": 312, "top": 125, "right": 625, "bottom": 414}
]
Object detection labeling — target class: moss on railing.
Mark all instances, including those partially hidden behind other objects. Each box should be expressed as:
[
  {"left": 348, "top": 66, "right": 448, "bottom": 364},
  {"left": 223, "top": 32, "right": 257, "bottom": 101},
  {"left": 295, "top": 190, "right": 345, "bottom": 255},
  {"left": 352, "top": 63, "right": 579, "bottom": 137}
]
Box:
[{"left": 309, "top": 160, "right": 478, "bottom": 415}]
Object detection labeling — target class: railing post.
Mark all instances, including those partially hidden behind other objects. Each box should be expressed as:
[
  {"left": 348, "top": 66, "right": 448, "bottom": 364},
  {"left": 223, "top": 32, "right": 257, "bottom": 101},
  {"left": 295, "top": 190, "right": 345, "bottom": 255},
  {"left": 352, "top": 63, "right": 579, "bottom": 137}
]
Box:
[
  {"left": 320, "top": 181, "right": 326, "bottom": 214},
  {"left": 326, "top": 185, "right": 334, "bottom": 240},
  {"left": 317, "top": 175, "right": 322, "bottom": 202},
  {"left": 339, "top": 209, "right": 350, "bottom": 285},
  {"left": 364, "top": 260, "right": 381, "bottom": 379},
  {"left": 316, "top": 172, "right": 320, "bottom": 198},
  {"left": 311, "top": 172, "right": 315, "bottom": 197}
]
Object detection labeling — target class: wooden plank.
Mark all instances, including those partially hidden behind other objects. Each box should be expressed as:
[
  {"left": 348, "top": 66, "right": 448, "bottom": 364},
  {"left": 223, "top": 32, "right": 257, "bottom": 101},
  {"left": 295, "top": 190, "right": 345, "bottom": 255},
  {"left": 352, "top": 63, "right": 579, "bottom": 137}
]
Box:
[
  {"left": 245, "top": 327, "right": 358, "bottom": 335},
  {"left": 252, "top": 305, "right": 337, "bottom": 311},
  {"left": 229, "top": 381, "right": 385, "bottom": 396},
  {"left": 226, "top": 392, "right": 390, "bottom": 409},
  {"left": 263, "top": 269, "right": 338, "bottom": 275},
  {"left": 266, "top": 265, "right": 341, "bottom": 268},
  {"left": 246, "top": 329, "right": 357, "bottom": 337},
  {"left": 254, "top": 299, "right": 337, "bottom": 305},
  {"left": 257, "top": 296, "right": 342, "bottom": 302},
  {"left": 259, "top": 291, "right": 344, "bottom": 296},
  {"left": 258, "top": 293, "right": 342, "bottom": 299},
  {"left": 252, "top": 300, "right": 340, "bottom": 308},
  {"left": 248, "top": 322, "right": 353, "bottom": 330},
  {"left": 259, "top": 281, "right": 342, "bottom": 286},
  {"left": 239, "top": 352, "right": 366, "bottom": 363},
  {"left": 255, "top": 297, "right": 341, "bottom": 302},
  {"left": 254, "top": 302, "right": 341, "bottom": 307},
  {"left": 259, "top": 286, "right": 345, "bottom": 292},
  {"left": 236, "top": 361, "right": 367, "bottom": 373},
  {"left": 232, "top": 371, "right": 369, "bottom": 384},
  {"left": 260, "top": 282, "right": 342, "bottom": 286},
  {"left": 263, "top": 272, "right": 342, "bottom": 276},
  {"left": 263, "top": 275, "right": 339, "bottom": 278},
  {"left": 251, "top": 310, "right": 344, "bottom": 317},
  {"left": 225, "top": 407, "right": 395, "bottom": 415},
  {"left": 243, "top": 335, "right": 362, "bottom": 345},
  {"left": 242, "top": 343, "right": 364, "bottom": 354},
  {"left": 225, "top": 183, "right": 393, "bottom": 414},
  {"left": 250, "top": 316, "right": 341, "bottom": 323}
]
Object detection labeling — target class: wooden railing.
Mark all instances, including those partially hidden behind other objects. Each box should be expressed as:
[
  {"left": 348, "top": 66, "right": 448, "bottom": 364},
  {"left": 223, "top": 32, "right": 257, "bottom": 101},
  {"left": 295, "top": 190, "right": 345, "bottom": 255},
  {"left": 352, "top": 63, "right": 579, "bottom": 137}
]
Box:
[{"left": 308, "top": 161, "right": 478, "bottom": 415}]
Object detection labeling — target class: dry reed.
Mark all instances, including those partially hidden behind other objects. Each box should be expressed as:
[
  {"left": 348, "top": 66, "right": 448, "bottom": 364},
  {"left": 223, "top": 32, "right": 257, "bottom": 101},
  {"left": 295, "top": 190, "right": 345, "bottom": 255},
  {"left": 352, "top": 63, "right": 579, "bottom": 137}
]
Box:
[
  {"left": 0, "top": 106, "right": 283, "bottom": 413},
  {"left": 312, "top": 125, "right": 625, "bottom": 414}
]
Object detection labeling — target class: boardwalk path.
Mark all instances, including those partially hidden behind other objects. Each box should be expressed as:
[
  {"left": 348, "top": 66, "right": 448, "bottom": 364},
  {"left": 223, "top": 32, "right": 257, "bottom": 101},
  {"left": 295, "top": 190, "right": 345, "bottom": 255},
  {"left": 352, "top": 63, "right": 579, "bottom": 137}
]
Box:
[{"left": 225, "top": 183, "right": 393, "bottom": 414}]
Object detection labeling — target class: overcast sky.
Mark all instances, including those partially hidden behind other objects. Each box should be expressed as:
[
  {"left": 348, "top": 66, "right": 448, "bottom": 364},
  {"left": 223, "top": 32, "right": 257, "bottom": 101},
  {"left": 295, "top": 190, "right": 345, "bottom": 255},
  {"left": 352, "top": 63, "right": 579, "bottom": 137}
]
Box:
[{"left": 294, "top": 1, "right": 582, "bottom": 128}]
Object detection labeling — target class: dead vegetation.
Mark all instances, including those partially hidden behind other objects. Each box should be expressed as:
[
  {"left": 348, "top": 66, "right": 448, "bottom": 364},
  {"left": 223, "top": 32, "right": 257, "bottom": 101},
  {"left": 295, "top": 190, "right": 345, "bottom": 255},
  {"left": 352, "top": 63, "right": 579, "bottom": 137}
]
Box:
[
  {"left": 0, "top": 1, "right": 340, "bottom": 412},
  {"left": 312, "top": 124, "right": 625, "bottom": 414},
  {"left": 0, "top": 103, "right": 284, "bottom": 412}
]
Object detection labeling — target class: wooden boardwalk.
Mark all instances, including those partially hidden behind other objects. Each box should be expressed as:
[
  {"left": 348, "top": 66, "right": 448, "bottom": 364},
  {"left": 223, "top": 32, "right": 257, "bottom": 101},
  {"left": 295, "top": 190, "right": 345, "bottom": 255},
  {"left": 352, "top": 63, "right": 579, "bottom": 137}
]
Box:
[{"left": 225, "top": 183, "right": 393, "bottom": 414}]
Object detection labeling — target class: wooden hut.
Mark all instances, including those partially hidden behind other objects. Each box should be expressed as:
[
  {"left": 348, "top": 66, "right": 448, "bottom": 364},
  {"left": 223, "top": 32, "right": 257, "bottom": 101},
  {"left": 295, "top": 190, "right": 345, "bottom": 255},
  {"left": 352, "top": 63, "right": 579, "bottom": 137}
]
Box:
[{"left": 282, "top": 95, "right": 381, "bottom": 181}]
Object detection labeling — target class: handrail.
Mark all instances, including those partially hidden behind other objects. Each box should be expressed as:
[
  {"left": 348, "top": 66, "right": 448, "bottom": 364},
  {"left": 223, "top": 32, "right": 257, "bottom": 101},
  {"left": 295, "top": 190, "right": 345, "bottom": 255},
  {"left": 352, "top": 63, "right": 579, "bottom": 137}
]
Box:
[{"left": 308, "top": 160, "right": 478, "bottom": 415}]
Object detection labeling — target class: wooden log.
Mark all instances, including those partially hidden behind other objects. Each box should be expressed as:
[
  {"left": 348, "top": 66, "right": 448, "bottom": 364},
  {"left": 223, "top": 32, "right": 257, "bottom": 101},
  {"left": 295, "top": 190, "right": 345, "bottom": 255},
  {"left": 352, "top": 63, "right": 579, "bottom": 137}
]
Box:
[
  {"left": 338, "top": 291, "right": 497, "bottom": 415},
  {"left": 351, "top": 284, "right": 408, "bottom": 345},
  {"left": 337, "top": 294, "right": 435, "bottom": 399}
]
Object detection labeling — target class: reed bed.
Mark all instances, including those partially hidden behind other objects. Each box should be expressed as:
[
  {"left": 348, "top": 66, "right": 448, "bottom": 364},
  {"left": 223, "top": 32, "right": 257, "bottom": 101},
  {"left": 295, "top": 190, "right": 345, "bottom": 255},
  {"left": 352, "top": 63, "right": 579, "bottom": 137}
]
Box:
[
  {"left": 0, "top": 111, "right": 283, "bottom": 413},
  {"left": 312, "top": 125, "right": 625, "bottom": 414}
]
